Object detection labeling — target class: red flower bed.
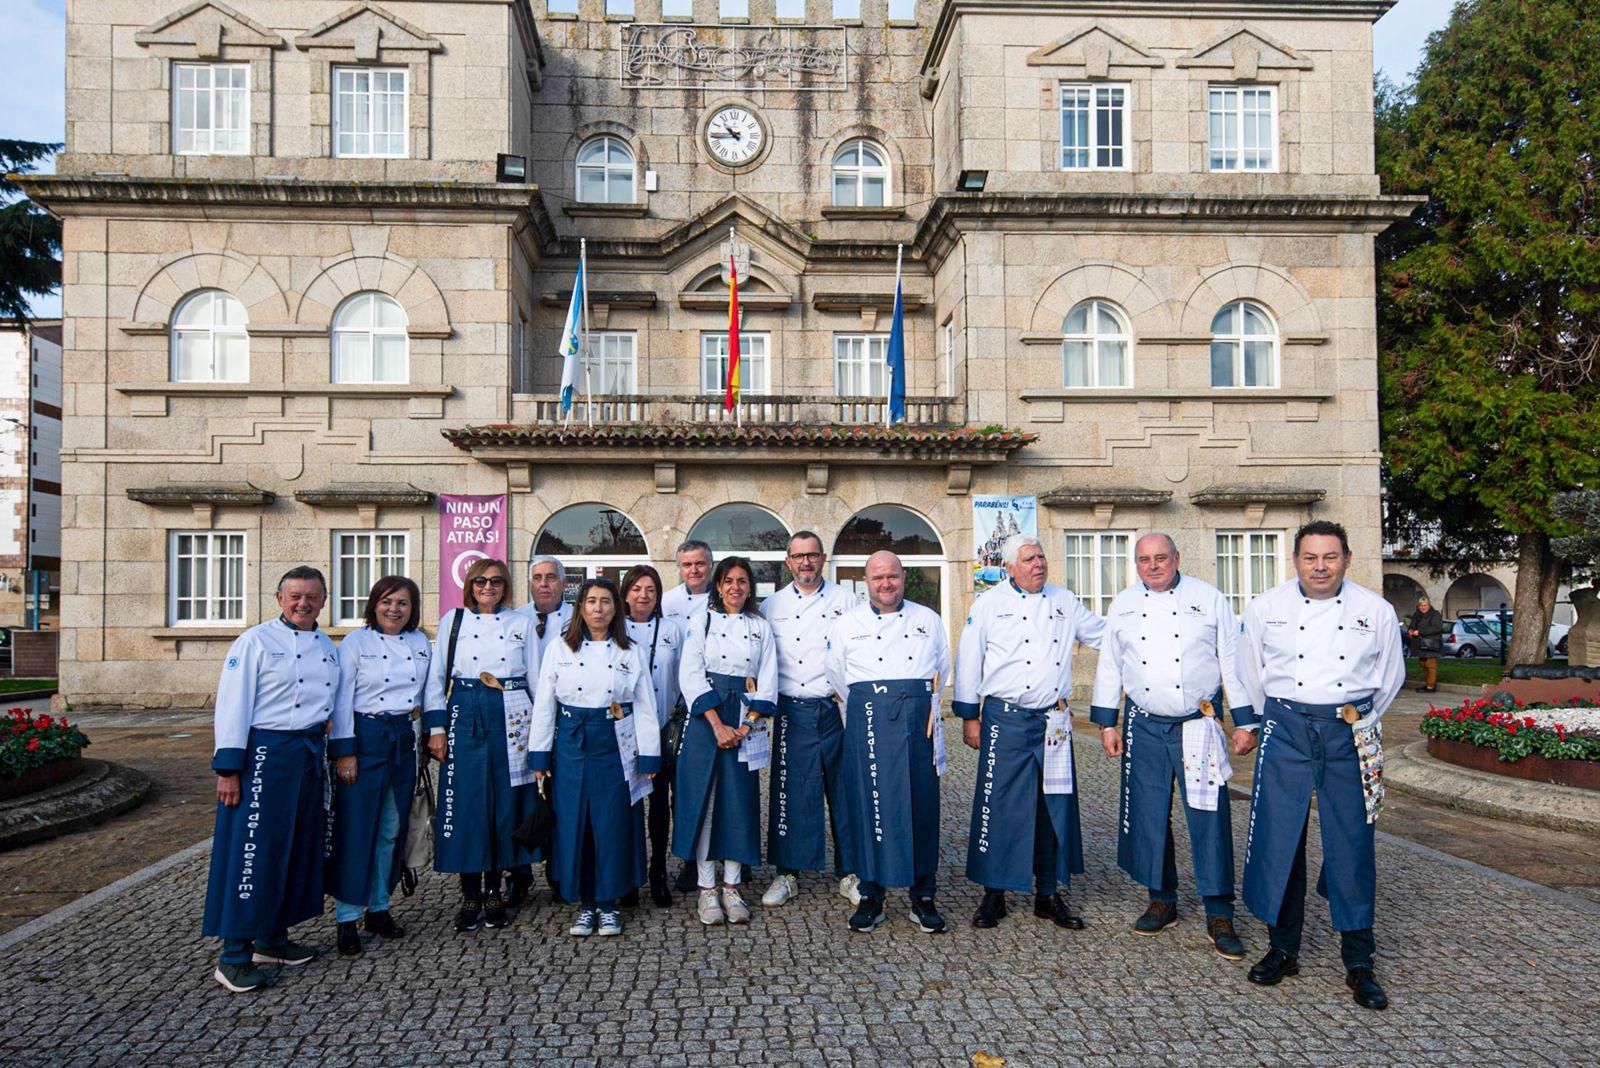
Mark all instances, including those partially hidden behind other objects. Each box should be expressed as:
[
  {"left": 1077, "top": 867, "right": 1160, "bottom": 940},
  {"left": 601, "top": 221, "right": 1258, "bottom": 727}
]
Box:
[
  {"left": 1419, "top": 697, "right": 1600, "bottom": 764},
  {"left": 2, "top": 708, "right": 91, "bottom": 779}
]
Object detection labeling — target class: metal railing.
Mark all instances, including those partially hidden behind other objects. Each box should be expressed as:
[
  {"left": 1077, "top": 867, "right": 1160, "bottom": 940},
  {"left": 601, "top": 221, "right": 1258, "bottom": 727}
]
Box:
[{"left": 519, "top": 393, "right": 955, "bottom": 427}]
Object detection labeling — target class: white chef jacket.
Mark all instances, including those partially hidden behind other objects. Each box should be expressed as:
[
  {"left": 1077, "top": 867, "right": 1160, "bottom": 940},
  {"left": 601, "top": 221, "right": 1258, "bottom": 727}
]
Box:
[
  {"left": 424, "top": 607, "right": 540, "bottom": 731},
  {"left": 679, "top": 608, "right": 778, "bottom": 717},
  {"left": 661, "top": 584, "right": 709, "bottom": 624},
  {"left": 624, "top": 613, "right": 684, "bottom": 727},
  {"left": 1237, "top": 578, "right": 1406, "bottom": 730},
  {"left": 330, "top": 627, "right": 432, "bottom": 743},
  {"left": 514, "top": 600, "right": 573, "bottom": 662},
  {"left": 529, "top": 637, "right": 660, "bottom": 764},
  {"left": 953, "top": 580, "right": 1106, "bottom": 717},
  {"left": 762, "top": 579, "right": 860, "bottom": 699},
  {"left": 825, "top": 599, "right": 950, "bottom": 696},
  {"left": 213, "top": 617, "right": 342, "bottom": 770},
  {"left": 1089, "top": 574, "right": 1251, "bottom": 725}
]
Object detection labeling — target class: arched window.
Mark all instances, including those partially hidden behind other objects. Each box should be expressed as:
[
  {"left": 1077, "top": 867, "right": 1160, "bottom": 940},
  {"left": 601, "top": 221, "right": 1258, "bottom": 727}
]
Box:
[
  {"left": 576, "top": 135, "right": 636, "bottom": 204},
  {"left": 332, "top": 292, "right": 408, "bottom": 383},
  {"left": 831, "top": 139, "right": 890, "bottom": 207},
  {"left": 171, "top": 289, "right": 248, "bottom": 382},
  {"left": 831, "top": 504, "right": 949, "bottom": 620},
  {"left": 1210, "top": 300, "right": 1277, "bottom": 388},
  {"left": 688, "top": 503, "right": 791, "bottom": 600},
  {"left": 534, "top": 503, "right": 650, "bottom": 592},
  {"left": 1061, "top": 299, "right": 1131, "bottom": 388}
]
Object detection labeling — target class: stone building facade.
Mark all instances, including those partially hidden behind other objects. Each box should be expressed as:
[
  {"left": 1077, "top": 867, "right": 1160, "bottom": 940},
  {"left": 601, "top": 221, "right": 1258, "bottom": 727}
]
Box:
[
  {"left": 29, "top": 0, "right": 1416, "bottom": 708},
  {"left": 0, "top": 319, "right": 62, "bottom": 636}
]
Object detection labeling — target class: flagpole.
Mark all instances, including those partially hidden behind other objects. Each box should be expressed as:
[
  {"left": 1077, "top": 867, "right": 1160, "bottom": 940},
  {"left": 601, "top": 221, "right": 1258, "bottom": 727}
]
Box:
[
  {"left": 730, "top": 225, "right": 741, "bottom": 430},
  {"left": 886, "top": 244, "right": 902, "bottom": 428},
  {"left": 579, "top": 238, "right": 593, "bottom": 429}
]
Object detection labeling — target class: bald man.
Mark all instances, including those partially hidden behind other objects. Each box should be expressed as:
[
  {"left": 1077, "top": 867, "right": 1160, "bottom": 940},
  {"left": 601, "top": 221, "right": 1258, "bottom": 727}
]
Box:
[{"left": 825, "top": 551, "right": 951, "bottom": 934}]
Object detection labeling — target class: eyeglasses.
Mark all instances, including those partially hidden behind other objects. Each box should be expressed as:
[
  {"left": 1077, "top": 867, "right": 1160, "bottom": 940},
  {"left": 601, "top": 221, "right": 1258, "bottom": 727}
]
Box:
[
  {"left": 787, "top": 552, "right": 823, "bottom": 562},
  {"left": 471, "top": 576, "right": 507, "bottom": 587}
]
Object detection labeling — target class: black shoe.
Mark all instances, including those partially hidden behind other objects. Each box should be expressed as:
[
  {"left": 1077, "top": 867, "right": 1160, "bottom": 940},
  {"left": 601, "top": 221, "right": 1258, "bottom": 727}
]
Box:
[
  {"left": 1207, "top": 916, "right": 1245, "bottom": 960},
  {"left": 910, "top": 897, "right": 947, "bottom": 934},
  {"left": 1133, "top": 900, "right": 1178, "bottom": 935},
  {"left": 1034, "top": 892, "right": 1085, "bottom": 930},
  {"left": 505, "top": 874, "right": 533, "bottom": 909},
  {"left": 848, "top": 898, "right": 886, "bottom": 933},
  {"left": 364, "top": 910, "right": 405, "bottom": 939},
  {"left": 454, "top": 896, "right": 482, "bottom": 933},
  {"left": 649, "top": 868, "right": 672, "bottom": 909},
  {"left": 619, "top": 887, "right": 641, "bottom": 909},
  {"left": 337, "top": 920, "right": 363, "bottom": 956},
  {"left": 1423, "top": 686, "right": 1438, "bottom": 693},
  {"left": 1346, "top": 968, "right": 1389, "bottom": 1010},
  {"left": 674, "top": 864, "right": 697, "bottom": 893},
  {"left": 482, "top": 891, "right": 508, "bottom": 929},
  {"left": 1247, "top": 948, "right": 1300, "bottom": 986},
  {"left": 972, "top": 890, "right": 1008, "bottom": 929}
]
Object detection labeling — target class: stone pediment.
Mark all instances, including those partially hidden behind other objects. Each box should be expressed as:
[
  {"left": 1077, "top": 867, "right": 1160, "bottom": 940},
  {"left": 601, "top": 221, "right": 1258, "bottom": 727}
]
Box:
[
  {"left": 134, "top": 1, "right": 285, "bottom": 55},
  {"left": 1175, "top": 25, "right": 1313, "bottom": 78},
  {"left": 1026, "top": 22, "right": 1164, "bottom": 75},
  {"left": 294, "top": 2, "right": 443, "bottom": 58}
]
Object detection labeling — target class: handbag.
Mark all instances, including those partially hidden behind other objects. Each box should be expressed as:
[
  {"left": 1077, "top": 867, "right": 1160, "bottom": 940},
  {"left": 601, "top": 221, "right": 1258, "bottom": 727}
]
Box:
[
  {"left": 400, "top": 760, "right": 436, "bottom": 894},
  {"left": 512, "top": 778, "right": 554, "bottom": 854}
]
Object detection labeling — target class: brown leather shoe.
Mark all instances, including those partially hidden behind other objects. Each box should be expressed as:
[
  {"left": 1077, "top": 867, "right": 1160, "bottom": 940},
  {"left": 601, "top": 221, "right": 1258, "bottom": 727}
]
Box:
[
  {"left": 1207, "top": 916, "right": 1245, "bottom": 959},
  {"left": 1133, "top": 900, "right": 1178, "bottom": 935}
]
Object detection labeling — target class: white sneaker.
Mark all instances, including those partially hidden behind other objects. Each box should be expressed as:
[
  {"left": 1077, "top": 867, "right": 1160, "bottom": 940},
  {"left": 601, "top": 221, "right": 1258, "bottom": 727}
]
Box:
[
  {"left": 761, "top": 874, "right": 799, "bottom": 908},
  {"left": 839, "top": 873, "right": 862, "bottom": 907},
  {"left": 723, "top": 886, "right": 751, "bottom": 925},
  {"left": 597, "top": 909, "right": 622, "bottom": 937},
  {"left": 697, "top": 889, "right": 725, "bottom": 926},
  {"left": 569, "top": 908, "right": 597, "bottom": 937}
]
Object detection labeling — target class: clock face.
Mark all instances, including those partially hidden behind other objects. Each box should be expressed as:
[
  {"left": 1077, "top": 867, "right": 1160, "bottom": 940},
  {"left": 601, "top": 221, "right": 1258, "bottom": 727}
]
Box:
[{"left": 705, "top": 106, "right": 765, "bottom": 166}]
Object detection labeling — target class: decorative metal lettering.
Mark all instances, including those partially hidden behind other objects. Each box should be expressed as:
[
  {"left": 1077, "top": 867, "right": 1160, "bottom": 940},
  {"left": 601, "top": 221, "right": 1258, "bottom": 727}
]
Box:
[{"left": 622, "top": 24, "right": 846, "bottom": 91}]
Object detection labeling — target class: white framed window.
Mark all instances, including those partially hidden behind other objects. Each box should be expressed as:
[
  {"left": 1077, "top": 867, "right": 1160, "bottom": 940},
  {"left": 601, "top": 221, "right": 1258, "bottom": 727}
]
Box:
[
  {"left": 1210, "top": 300, "right": 1278, "bottom": 388},
  {"left": 585, "top": 331, "right": 637, "bottom": 393},
  {"left": 1062, "top": 531, "right": 1131, "bottom": 615},
  {"left": 1062, "top": 299, "right": 1131, "bottom": 388},
  {"left": 1208, "top": 85, "right": 1276, "bottom": 172},
  {"left": 513, "top": 313, "right": 531, "bottom": 394},
  {"left": 173, "top": 63, "right": 249, "bottom": 155},
  {"left": 171, "top": 289, "right": 248, "bottom": 382},
  {"left": 834, "top": 334, "right": 889, "bottom": 395},
  {"left": 941, "top": 317, "right": 954, "bottom": 393},
  {"left": 1216, "top": 531, "right": 1283, "bottom": 613},
  {"left": 332, "top": 531, "right": 410, "bottom": 625},
  {"left": 169, "top": 531, "right": 246, "bottom": 625},
  {"left": 1060, "top": 83, "right": 1129, "bottom": 170},
  {"left": 575, "top": 135, "right": 636, "bottom": 204},
  {"left": 333, "top": 66, "right": 408, "bottom": 158},
  {"left": 701, "top": 332, "right": 770, "bottom": 395},
  {"left": 832, "top": 139, "right": 890, "bottom": 206},
  {"left": 332, "top": 292, "right": 408, "bottom": 383}
]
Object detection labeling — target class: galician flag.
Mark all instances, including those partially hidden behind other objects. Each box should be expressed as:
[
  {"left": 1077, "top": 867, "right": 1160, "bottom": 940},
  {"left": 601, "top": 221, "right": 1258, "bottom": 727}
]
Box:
[
  {"left": 724, "top": 243, "right": 741, "bottom": 412},
  {"left": 885, "top": 246, "right": 906, "bottom": 424},
  {"left": 558, "top": 255, "right": 586, "bottom": 414}
]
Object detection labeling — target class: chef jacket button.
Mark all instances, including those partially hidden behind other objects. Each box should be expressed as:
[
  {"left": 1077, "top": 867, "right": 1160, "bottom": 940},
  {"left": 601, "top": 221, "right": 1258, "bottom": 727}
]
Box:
[
  {"left": 1337, "top": 682, "right": 1344, "bottom": 687},
  {"left": 1299, "top": 626, "right": 1305, "bottom": 631},
  {"left": 1298, "top": 654, "right": 1304, "bottom": 659},
  {"left": 1338, "top": 626, "right": 1344, "bottom": 631},
  {"left": 296, "top": 654, "right": 301, "bottom": 659},
  {"left": 1141, "top": 660, "right": 1146, "bottom": 665},
  {"left": 1297, "top": 682, "right": 1303, "bottom": 687},
  {"left": 1339, "top": 655, "right": 1346, "bottom": 661},
  {"left": 1142, "top": 613, "right": 1147, "bottom": 618}
]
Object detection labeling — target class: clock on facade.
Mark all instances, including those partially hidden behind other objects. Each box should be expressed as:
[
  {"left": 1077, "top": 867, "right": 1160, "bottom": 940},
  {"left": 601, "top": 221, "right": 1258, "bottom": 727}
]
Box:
[{"left": 703, "top": 105, "right": 767, "bottom": 168}]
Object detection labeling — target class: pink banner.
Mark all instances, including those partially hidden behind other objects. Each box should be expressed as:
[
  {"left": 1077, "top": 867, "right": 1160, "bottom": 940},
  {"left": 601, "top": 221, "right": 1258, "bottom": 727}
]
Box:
[{"left": 439, "top": 494, "right": 508, "bottom": 612}]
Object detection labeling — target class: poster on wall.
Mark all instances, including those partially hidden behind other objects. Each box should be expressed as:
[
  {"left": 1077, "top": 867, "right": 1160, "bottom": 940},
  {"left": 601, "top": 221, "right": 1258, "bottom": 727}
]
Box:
[
  {"left": 439, "top": 494, "right": 508, "bottom": 612},
  {"left": 972, "top": 494, "right": 1037, "bottom": 593}
]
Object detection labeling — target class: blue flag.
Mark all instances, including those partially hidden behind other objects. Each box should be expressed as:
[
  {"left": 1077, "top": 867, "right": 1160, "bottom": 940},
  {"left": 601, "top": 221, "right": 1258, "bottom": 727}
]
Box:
[
  {"left": 558, "top": 257, "right": 585, "bottom": 414},
  {"left": 885, "top": 272, "right": 906, "bottom": 423}
]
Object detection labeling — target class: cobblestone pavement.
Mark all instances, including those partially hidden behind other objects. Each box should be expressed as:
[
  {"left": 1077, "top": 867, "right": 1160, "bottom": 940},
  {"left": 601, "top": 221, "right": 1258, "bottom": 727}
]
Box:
[{"left": 3, "top": 720, "right": 1597, "bottom": 1067}]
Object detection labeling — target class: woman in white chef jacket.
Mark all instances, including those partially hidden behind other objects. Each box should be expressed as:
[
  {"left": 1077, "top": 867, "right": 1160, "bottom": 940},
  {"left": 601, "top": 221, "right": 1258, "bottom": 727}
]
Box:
[
  {"left": 620, "top": 564, "right": 684, "bottom": 908},
  {"left": 530, "top": 577, "right": 659, "bottom": 937},
  {"left": 327, "top": 575, "right": 431, "bottom": 956}
]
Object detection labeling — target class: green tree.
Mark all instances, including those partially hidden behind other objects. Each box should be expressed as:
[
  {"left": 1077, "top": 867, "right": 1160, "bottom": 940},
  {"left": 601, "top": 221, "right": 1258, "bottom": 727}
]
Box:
[
  {"left": 0, "top": 139, "right": 63, "bottom": 321},
  {"left": 1376, "top": 0, "right": 1600, "bottom": 665}
]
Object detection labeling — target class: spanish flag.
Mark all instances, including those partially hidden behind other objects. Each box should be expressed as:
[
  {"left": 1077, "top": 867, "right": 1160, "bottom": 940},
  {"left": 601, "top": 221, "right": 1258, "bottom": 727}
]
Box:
[{"left": 724, "top": 238, "right": 740, "bottom": 413}]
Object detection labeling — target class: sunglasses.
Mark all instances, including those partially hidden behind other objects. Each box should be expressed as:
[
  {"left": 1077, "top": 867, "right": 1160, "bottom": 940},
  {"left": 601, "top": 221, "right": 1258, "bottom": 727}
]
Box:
[{"left": 471, "top": 576, "right": 507, "bottom": 587}]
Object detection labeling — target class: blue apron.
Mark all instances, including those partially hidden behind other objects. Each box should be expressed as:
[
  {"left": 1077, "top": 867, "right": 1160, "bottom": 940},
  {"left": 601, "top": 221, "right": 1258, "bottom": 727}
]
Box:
[
  {"left": 768, "top": 694, "right": 853, "bottom": 874},
  {"left": 1115, "top": 698, "right": 1234, "bottom": 898},
  {"left": 839, "top": 679, "right": 940, "bottom": 889},
  {"left": 202, "top": 726, "right": 326, "bottom": 940},
  {"left": 1242, "top": 696, "right": 1376, "bottom": 931},
  {"left": 965, "top": 696, "right": 1084, "bottom": 893},
  {"left": 434, "top": 677, "right": 537, "bottom": 874},
  {"left": 671, "top": 672, "right": 763, "bottom": 867},
  {"left": 549, "top": 702, "right": 648, "bottom": 904},
  {"left": 325, "top": 712, "right": 416, "bottom": 905}
]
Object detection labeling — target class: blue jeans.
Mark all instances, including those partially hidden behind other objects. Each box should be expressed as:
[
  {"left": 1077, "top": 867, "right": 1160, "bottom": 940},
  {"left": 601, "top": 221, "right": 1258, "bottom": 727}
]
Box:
[{"left": 335, "top": 792, "right": 400, "bottom": 923}]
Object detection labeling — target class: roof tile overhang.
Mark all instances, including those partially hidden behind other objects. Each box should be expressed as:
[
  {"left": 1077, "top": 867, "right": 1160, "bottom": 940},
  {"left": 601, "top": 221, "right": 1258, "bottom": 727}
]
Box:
[{"left": 442, "top": 423, "right": 1035, "bottom": 465}]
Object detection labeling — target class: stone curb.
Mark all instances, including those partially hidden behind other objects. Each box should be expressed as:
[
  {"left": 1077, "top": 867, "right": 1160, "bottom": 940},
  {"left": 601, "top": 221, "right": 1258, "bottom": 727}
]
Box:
[
  {"left": 0, "top": 759, "right": 153, "bottom": 851},
  {"left": 1385, "top": 740, "right": 1600, "bottom": 835}
]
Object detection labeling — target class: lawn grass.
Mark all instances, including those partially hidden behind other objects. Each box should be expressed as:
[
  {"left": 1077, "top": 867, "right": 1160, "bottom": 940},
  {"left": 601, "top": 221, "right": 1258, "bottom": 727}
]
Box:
[
  {"left": 0, "top": 678, "right": 57, "bottom": 694},
  {"left": 1405, "top": 658, "right": 1570, "bottom": 688}
]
